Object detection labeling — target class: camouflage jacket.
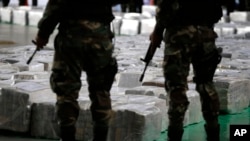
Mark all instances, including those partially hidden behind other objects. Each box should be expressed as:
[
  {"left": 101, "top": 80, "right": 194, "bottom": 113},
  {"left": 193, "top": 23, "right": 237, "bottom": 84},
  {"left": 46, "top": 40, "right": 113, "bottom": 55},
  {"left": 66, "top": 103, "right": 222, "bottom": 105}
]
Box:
[
  {"left": 155, "top": 0, "right": 223, "bottom": 31},
  {"left": 38, "top": 0, "right": 130, "bottom": 39}
]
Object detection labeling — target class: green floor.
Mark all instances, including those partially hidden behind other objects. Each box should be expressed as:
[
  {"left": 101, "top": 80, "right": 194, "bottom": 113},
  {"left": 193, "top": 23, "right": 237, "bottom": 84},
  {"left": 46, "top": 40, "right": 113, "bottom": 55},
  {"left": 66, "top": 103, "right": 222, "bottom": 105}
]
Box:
[
  {"left": 156, "top": 107, "right": 250, "bottom": 141},
  {"left": 0, "top": 108, "right": 249, "bottom": 141}
]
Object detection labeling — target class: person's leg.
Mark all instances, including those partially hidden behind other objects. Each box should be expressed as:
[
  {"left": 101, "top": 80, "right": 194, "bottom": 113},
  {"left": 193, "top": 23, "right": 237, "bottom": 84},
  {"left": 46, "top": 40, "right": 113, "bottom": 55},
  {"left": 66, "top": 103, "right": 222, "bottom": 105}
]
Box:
[
  {"left": 135, "top": 0, "right": 143, "bottom": 13},
  {"left": 86, "top": 58, "right": 117, "bottom": 141},
  {"left": 121, "top": 4, "right": 127, "bottom": 12},
  {"left": 19, "top": 0, "right": 27, "bottom": 6},
  {"left": 128, "top": 1, "right": 136, "bottom": 12},
  {"left": 192, "top": 41, "right": 222, "bottom": 141},
  {"left": 75, "top": 23, "right": 118, "bottom": 141},
  {"left": 2, "top": 0, "right": 10, "bottom": 7},
  {"left": 226, "top": 0, "right": 236, "bottom": 15},
  {"left": 50, "top": 34, "right": 83, "bottom": 141},
  {"left": 32, "top": 0, "right": 37, "bottom": 6},
  {"left": 163, "top": 44, "right": 190, "bottom": 141},
  {"left": 56, "top": 97, "right": 80, "bottom": 141},
  {"left": 137, "top": 3, "right": 143, "bottom": 13}
]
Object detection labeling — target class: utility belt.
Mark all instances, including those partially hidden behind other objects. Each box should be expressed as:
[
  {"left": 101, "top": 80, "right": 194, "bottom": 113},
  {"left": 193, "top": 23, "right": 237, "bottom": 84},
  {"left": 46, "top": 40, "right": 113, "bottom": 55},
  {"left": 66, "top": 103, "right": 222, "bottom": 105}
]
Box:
[
  {"left": 194, "top": 25, "right": 218, "bottom": 42},
  {"left": 166, "top": 25, "right": 217, "bottom": 44},
  {"left": 58, "top": 20, "right": 114, "bottom": 40}
]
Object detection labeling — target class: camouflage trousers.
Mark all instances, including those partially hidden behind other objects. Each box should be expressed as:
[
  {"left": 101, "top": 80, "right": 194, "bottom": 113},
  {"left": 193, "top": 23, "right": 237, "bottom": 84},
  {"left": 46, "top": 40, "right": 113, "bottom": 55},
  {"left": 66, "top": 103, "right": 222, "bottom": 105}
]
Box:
[
  {"left": 163, "top": 25, "right": 221, "bottom": 128},
  {"left": 50, "top": 21, "right": 118, "bottom": 135}
]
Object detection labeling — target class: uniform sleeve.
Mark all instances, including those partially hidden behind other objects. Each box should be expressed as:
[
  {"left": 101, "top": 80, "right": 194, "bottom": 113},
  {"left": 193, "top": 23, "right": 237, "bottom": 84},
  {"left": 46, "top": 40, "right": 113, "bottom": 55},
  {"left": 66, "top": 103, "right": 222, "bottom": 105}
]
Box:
[
  {"left": 37, "top": 0, "right": 63, "bottom": 39},
  {"left": 153, "top": 0, "right": 168, "bottom": 34},
  {"left": 154, "top": 0, "right": 174, "bottom": 34}
]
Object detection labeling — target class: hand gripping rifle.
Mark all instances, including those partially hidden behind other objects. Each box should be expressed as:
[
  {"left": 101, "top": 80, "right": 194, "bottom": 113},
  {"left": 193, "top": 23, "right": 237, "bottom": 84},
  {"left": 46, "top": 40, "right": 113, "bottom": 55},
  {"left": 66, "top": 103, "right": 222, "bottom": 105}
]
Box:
[{"left": 139, "top": 42, "right": 160, "bottom": 82}]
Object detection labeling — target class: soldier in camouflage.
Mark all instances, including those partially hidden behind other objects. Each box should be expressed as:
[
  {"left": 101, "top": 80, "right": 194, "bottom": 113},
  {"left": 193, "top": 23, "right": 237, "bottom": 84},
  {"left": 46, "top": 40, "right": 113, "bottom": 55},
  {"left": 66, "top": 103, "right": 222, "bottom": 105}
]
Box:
[
  {"left": 34, "top": 0, "right": 130, "bottom": 141},
  {"left": 150, "top": 0, "right": 223, "bottom": 141}
]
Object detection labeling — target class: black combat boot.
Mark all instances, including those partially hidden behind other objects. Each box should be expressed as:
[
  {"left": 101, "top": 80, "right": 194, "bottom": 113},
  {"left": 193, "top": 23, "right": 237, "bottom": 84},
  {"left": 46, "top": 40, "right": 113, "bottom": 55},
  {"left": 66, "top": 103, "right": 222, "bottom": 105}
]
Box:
[
  {"left": 204, "top": 124, "right": 220, "bottom": 141},
  {"left": 167, "top": 126, "right": 184, "bottom": 141},
  {"left": 92, "top": 125, "right": 109, "bottom": 141}
]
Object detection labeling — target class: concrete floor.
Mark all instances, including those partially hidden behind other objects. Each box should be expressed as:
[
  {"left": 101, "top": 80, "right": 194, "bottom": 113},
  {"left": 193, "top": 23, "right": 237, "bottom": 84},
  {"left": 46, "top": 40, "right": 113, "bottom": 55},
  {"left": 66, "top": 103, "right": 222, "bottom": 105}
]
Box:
[
  {"left": 0, "top": 23, "right": 37, "bottom": 47},
  {"left": 0, "top": 23, "right": 56, "bottom": 48}
]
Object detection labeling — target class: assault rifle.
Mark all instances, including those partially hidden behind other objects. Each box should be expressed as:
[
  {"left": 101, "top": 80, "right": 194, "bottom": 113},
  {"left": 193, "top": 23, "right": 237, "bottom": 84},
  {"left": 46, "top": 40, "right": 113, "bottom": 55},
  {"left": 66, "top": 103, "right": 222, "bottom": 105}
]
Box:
[
  {"left": 26, "top": 40, "right": 39, "bottom": 65},
  {"left": 139, "top": 43, "right": 230, "bottom": 82},
  {"left": 139, "top": 42, "right": 160, "bottom": 82}
]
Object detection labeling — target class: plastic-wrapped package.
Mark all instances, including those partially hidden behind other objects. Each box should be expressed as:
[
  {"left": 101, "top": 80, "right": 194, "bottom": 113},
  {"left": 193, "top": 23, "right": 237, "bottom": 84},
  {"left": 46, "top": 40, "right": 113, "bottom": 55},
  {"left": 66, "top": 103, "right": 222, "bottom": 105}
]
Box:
[
  {"left": 125, "top": 85, "right": 203, "bottom": 128},
  {"left": 0, "top": 81, "right": 53, "bottom": 133},
  {"left": 30, "top": 102, "right": 59, "bottom": 139},
  {"left": 0, "top": 88, "right": 31, "bottom": 132},
  {"left": 28, "top": 9, "right": 43, "bottom": 27},
  {"left": 118, "top": 72, "right": 142, "bottom": 88},
  {"left": 12, "top": 7, "right": 30, "bottom": 26},
  {"left": 110, "top": 103, "right": 162, "bottom": 141},
  {"left": 0, "top": 7, "right": 13, "bottom": 23},
  {"left": 214, "top": 76, "right": 250, "bottom": 113},
  {"left": 1, "top": 82, "right": 166, "bottom": 141}
]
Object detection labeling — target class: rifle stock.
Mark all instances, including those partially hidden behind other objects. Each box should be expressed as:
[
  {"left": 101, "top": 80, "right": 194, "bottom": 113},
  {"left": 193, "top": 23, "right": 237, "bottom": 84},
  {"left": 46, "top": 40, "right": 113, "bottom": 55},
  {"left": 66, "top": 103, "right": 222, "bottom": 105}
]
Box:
[{"left": 139, "top": 42, "right": 159, "bottom": 82}]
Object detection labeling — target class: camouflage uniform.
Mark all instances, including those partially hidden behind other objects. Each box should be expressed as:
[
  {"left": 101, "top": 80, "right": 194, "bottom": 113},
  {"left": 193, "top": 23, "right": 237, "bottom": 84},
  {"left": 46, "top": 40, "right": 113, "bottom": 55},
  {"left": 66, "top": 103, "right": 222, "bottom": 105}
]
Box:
[
  {"left": 36, "top": 0, "right": 130, "bottom": 141},
  {"left": 154, "top": 0, "right": 223, "bottom": 141}
]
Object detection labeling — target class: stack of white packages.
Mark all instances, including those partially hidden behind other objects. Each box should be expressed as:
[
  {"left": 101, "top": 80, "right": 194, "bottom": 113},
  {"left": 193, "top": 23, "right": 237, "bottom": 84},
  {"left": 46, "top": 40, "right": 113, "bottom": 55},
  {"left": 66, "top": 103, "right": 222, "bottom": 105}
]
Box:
[
  {"left": 27, "top": 8, "right": 43, "bottom": 27},
  {"left": 118, "top": 72, "right": 142, "bottom": 88},
  {"left": 0, "top": 80, "right": 52, "bottom": 132},
  {"left": 120, "top": 13, "right": 142, "bottom": 35},
  {"left": 125, "top": 84, "right": 203, "bottom": 128},
  {"left": 230, "top": 11, "right": 250, "bottom": 22},
  {"left": 27, "top": 92, "right": 166, "bottom": 141},
  {"left": 214, "top": 76, "right": 250, "bottom": 114},
  {"left": 12, "top": 6, "right": 31, "bottom": 26},
  {"left": 185, "top": 90, "right": 203, "bottom": 126},
  {"left": 0, "top": 88, "right": 31, "bottom": 132},
  {"left": 111, "top": 13, "right": 123, "bottom": 35},
  {"left": 0, "top": 7, "right": 13, "bottom": 23},
  {"left": 1, "top": 28, "right": 250, "bottom": 141},
  {"left": 140, "top": 5, "right": 156, "bottom": 35},
  {"left": 109, "top": 95, "right": 165, "bottom": 141},
  {"left": 30, "top": 102, "right": 59, "bottom": 139},
  {"left": 0, "top": 64, "right": 166, "bottom": 141}
]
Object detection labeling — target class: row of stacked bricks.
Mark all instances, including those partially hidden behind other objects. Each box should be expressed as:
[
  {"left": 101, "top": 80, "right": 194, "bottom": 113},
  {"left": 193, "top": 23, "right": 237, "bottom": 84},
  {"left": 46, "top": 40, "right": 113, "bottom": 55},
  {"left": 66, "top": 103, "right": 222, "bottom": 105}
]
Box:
[
  {"left": 1, "top": 5, "right": 250, "bottom": 36},
  {"left": 1, "top": 4, "right": 250, "bottom": 141}
]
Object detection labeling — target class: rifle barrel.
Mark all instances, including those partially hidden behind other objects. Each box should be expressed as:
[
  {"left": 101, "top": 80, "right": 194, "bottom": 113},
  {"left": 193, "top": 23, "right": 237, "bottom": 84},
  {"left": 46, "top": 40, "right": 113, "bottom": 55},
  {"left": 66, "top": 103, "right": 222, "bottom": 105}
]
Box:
[
  {"left": 139, "top": 62, "right": 149, "bottom": 82},
  {"left": 26, "top": 40, "right": 38, "bottom": 65}
]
